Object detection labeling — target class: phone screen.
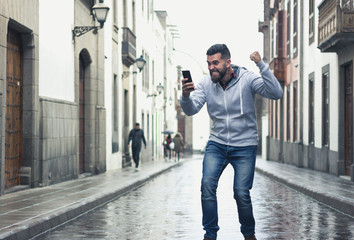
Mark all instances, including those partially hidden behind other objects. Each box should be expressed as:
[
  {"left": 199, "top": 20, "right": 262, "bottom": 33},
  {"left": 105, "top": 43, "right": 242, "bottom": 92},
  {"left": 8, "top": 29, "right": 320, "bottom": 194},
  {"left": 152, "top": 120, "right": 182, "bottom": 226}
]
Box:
[{"left": 182, "top": 70, "right": 193, "bottom": 83}]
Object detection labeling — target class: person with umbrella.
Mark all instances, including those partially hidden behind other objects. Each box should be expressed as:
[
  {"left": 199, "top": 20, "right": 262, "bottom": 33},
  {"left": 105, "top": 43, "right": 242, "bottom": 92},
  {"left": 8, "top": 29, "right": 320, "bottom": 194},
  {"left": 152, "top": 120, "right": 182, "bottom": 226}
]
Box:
[{"left": 165, "top": 134, "right": 172, "bottom": 160}]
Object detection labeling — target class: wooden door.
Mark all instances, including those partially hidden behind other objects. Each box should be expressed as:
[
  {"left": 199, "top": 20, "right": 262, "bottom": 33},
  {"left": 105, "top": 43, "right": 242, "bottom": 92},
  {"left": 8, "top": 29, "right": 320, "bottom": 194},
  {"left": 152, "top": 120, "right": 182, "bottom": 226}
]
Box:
[
  {"left": 79, "top": 56, "right": 85, "bottom": 174},
  {"left": 344, "top": 63, "right": 353, "bottom": 175},
  {"left": 5, "top": 29, "right": 23, "bottom": 189}
]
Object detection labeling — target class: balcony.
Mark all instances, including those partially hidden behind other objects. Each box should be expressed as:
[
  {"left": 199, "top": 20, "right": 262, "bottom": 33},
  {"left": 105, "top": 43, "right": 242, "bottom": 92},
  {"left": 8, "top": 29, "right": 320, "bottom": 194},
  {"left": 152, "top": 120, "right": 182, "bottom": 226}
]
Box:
[
  {"left": 318, "top": 0, "right": 354, "bottom": 52},
  {"left": 121, "top": 27, "right": 136, "bottom": 67},
  {"left": 269, "top": 57, "right": 286, "bottom": 82}
]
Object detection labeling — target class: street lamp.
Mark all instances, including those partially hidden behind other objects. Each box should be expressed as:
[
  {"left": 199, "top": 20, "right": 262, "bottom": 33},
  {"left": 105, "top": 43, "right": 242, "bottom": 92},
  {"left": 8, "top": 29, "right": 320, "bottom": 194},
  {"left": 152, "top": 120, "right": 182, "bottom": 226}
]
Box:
[
  {"left": 72, "top": 0, "right": 110, "bottom": 39},
  {"left": 135, "top": 55, "right": 146, "bottom": 72},
  {"left": 147, "top": 83, "right": 164, "bottom": 98},
  {"left": 122, "top": 55, "right": 147, "bottom": 78}
]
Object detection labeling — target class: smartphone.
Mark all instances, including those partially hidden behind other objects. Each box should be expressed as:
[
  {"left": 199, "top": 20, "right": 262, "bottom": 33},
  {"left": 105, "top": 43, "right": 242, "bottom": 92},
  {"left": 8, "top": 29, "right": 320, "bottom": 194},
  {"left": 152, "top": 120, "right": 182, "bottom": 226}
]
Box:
[{"left": 182, "top": 70, "right": 193, "bottom": 83}]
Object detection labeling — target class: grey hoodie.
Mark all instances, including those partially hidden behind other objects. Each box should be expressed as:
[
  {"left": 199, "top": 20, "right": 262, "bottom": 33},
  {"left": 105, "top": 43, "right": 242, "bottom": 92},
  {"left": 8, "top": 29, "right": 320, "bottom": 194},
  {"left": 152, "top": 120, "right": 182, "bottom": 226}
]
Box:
[{"left": 179, "top": 61, "right": 283, "bottom": 147}]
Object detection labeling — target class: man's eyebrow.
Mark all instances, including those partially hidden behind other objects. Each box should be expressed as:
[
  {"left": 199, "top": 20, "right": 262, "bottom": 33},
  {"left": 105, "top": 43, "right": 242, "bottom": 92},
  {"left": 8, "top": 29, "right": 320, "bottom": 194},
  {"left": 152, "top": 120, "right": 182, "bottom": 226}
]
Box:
[{"left": 207, "top": 60, "right": 219, "bottom": 64}]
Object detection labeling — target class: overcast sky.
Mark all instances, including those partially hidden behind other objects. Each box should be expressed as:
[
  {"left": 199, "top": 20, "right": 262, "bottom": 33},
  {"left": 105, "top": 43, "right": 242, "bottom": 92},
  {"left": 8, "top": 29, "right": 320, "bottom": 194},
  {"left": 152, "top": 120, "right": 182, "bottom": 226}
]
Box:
[
  {"left": 155, "top": 0, "right": 264, "bottom": 77},
  {"left": 155, "top": 0, "right": 265, "bottom": 148}
]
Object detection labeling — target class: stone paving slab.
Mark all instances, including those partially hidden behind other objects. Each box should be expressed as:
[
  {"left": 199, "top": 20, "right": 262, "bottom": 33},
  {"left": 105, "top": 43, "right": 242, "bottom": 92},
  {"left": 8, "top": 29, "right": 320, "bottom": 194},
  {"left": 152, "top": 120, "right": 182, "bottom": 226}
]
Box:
[
  {"left": 0, "top": 159, "right": 185, "bottom": 240},
  {"left": 0, "top": 155, "right": 353, "bottom": 240},
  {"left": 255, "top": 157, "right": 354, "bottom": 217}
]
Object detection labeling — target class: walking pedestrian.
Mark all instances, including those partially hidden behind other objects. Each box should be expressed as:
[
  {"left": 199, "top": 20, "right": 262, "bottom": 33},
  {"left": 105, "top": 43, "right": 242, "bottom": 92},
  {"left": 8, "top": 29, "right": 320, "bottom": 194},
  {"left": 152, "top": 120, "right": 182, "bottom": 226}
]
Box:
[
  {"left": 173, "top": 132, "right": 184, "bottom": 162},
  {"left": 128, "top": 123, "right": 146, "bottom": 170},
  {"left": 163, "top": 136, "right": 168, "bottom": 159},
  {"left": 179, "top": 44, "right": 283, "bottom": 240},
  {"left": 165, "top": 134, "right": 172, "bottom": 160}
]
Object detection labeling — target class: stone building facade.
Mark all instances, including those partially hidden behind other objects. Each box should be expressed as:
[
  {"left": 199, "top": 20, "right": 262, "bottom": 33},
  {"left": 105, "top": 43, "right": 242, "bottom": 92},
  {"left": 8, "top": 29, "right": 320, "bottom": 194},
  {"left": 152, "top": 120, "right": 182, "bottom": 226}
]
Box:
[{"left": 260, "top": 0, "right": 354, "bottom": 181}]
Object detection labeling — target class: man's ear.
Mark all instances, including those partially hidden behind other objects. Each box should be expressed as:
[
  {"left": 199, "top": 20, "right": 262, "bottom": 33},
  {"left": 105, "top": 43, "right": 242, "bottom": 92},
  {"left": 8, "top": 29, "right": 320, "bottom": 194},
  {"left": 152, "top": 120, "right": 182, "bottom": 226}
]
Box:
[{"left": 226, "top": 59, "right": 231, "bottom": 66}]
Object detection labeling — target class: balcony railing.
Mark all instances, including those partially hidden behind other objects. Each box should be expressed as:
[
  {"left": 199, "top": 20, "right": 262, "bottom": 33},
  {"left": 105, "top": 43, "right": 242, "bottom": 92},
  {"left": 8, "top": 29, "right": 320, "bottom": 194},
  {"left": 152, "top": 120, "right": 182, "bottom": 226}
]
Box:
[
  {"left": 318, "top": 0, "right": 354, "bottom": 52},
  {"left": 269, "top": 57, "right": 286, "bottom": 82},
  {"left": 121, "top": 27, "right": 136, "bottom": 67}
]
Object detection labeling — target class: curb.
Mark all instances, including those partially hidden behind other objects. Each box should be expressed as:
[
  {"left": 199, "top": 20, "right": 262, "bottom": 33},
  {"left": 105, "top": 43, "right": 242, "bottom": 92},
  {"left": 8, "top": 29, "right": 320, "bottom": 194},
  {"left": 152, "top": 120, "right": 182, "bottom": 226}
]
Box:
[
  {"left": 255, "top": 167, "right": 354, "bottom": 217},
  {"left": 0, "top": 161, "right": 185, "bottom": 240}
]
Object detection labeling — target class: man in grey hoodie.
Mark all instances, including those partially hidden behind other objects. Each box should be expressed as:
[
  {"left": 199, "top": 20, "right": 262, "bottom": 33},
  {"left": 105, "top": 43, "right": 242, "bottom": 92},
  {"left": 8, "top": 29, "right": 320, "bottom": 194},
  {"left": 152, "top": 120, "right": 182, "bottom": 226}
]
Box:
[{"left": 179, "top": 44, "right": 283, "bottom": 240}]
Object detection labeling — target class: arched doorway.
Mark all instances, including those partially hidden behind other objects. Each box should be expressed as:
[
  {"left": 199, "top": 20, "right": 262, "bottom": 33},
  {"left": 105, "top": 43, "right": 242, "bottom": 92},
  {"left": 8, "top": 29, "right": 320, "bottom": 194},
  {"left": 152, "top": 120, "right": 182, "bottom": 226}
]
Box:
[
  {"left": 79, "top": 54, "right": 85, "bottom": 174},
  {"left": 78, "top": 49, "right": 92, "bottom": 174}
]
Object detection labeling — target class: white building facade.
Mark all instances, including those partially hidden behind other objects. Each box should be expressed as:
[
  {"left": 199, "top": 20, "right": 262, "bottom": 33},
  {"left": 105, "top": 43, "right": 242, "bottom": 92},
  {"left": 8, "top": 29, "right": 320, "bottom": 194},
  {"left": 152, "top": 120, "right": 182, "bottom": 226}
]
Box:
[{"left": 0, "top": 0, "right": 178, "bottom": 195}]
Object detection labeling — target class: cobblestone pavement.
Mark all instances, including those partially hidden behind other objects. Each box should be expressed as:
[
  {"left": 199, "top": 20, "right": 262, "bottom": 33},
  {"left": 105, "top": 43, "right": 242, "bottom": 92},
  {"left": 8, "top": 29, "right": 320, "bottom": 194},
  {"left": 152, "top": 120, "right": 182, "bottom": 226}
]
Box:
[{"left": 33, "top": 158, "right": 354, "bottom": 240}]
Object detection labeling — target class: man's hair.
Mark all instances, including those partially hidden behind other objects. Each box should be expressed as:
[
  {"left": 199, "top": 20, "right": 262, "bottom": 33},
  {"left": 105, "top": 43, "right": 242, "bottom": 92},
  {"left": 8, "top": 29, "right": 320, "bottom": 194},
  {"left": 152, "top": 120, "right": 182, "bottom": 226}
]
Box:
[
  {"left": 206, "top": 44, "right": 231, "bottom": 60},
  {"left": 135, "top": 122, "right": 140, "bottom": 126}
]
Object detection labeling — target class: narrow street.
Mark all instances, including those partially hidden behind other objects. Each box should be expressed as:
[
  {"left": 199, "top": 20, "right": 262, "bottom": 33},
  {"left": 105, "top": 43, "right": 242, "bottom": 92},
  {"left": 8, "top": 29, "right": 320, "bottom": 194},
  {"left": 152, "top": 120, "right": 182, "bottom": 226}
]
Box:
[{"left": 33, "top": 156, "right": 354, "bottom": 240}]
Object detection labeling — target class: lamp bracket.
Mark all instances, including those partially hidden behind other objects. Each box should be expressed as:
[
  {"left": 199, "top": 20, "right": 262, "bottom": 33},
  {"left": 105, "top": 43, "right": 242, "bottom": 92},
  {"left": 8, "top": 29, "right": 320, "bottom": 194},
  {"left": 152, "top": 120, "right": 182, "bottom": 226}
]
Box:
[
  {"left": 147, "top": 93, "right": 158, "bottom": 98},
  {"left": 122, "top": 71, "right": 138, "bottom": 78},
  {"left": 72, "top": 26, "right": 101, "bottom": 39}
]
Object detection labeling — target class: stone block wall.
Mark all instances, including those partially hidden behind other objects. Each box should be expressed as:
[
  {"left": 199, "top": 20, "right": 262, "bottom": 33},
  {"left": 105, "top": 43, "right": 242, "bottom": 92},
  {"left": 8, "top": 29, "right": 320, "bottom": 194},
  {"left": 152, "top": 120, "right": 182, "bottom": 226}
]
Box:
[{"left": 39, "top": 97, "right": 78, "bottom": 186}]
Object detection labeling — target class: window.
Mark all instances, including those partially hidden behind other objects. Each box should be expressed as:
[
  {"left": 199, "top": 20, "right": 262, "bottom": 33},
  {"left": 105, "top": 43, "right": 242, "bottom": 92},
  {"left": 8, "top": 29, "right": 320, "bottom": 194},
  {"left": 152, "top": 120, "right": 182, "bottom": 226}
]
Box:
[
  {"left": 309, "top": 73, "right": 314, "bottom": 144},
  {"left": 287, "top": 1, "right": 291, "bottom": 62},
  {"left": 152, "top": 60, "right": 155, "bottom": 87},
  {"left": 112, "top": 74, "right": 118, "bottom": 153},
  {"left": 277, "top": 11, "right": 284, "bottom": 58},
  {"left": 147, "top": 113, "right": 150, "bottom": 139},
  {"left": 142, "top": 112, "right": 145, "bottom": 132},
  {"left": 142, "top": 51, "right": 150, "bottom": 91},
  {"left": 275, "top": 101, "right": 279, "bottom": 139},
  {"left": 271, "top": 24, "right": 274, "bottom": 59},
  {"left": 293, "top": 81, "right": 298, "bottom": 141},
  {"left": 113, "top": 75, "right": 118, "bottom": 131},
  {"left": 322, "top": 67, "right": 329, "bottom": 146},
  {"left": 123, "top": 0, "right": 127, "bottom": 27},
  {"left": 269, "top": 101, "right": 273, "bottom": 137},
  {"left": 132, "top": 1, "right": 136, "bottom": 33},
  {"left": 113, "top": 0, "right": 117, "bottom": 25},
  {"left": 293, "top": 0, "right": 298, "bottom": 57},
  {"left": 309, "top": 0, "right": 315, "bottom": 44},
  {"left": 287, "top": 86, "right": 291, "bottom": 141}
]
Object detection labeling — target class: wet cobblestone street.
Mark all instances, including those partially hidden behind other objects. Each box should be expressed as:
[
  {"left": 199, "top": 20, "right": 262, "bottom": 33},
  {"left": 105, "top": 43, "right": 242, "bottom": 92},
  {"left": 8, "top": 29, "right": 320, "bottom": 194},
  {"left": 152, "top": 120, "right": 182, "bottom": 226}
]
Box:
[{"left": 33, "top": 157, "right": 354, "bottom": 240}]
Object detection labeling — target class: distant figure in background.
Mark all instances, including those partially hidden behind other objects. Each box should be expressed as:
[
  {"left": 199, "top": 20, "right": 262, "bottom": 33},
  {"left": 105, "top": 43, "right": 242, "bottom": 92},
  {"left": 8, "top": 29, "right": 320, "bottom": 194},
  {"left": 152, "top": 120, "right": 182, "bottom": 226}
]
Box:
[
  {"left": 163, "top": 136, "right": 168, "bottom": 159},
  {"left": 165, "top": 134, "right": 172, "bottom": 160},
  {"left": 173, "top": 132, "right": 184, "bottom": 162},
  {"left": 128, "top": 123, "right": 146, "bottom": 170}
]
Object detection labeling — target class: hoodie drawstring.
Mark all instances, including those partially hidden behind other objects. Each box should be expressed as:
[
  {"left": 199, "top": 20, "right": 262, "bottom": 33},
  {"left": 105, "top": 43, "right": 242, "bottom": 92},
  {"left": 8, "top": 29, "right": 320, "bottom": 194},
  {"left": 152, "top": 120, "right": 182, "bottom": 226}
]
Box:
[{"left": 240, "top": 80, "right": 243, "bottom": 115}]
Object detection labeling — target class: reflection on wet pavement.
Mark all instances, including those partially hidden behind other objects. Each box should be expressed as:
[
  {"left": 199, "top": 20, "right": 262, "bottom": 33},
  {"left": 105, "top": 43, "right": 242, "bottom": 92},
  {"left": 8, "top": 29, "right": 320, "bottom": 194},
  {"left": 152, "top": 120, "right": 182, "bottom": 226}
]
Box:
[{"left": 34, "top": 159, "right": 354, "bottom": 240}]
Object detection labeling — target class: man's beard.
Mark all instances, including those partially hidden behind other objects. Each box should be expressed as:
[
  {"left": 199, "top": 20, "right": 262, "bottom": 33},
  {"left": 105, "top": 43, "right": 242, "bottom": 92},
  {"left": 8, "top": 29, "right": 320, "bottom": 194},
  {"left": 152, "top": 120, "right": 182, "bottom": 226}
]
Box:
[{"left": 210, "top": 66, "right": 227, "bottom": 83}]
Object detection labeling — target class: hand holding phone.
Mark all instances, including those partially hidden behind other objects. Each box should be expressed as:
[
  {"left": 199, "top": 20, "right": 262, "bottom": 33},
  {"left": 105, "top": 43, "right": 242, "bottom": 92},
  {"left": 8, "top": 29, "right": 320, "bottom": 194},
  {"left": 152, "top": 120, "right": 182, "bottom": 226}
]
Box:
[
  {"left": 181, "top": 70, "right": 195, "bottom": 97},
  {"left": 182, "top": 70, "right": 193, "bottom": 83}
]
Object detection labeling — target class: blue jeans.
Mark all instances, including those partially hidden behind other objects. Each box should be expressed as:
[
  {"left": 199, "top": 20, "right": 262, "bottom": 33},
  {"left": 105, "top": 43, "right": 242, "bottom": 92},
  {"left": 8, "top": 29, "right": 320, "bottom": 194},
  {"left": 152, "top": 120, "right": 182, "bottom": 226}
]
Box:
[{"left": 201, "top": 141, "right": 257, "bottom": 239}]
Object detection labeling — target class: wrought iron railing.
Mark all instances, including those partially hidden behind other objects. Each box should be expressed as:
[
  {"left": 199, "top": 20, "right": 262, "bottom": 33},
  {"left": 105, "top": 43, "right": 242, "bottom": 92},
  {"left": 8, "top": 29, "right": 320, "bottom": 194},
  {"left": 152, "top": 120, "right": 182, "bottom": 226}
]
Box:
[
  {"left": 318, "top": 0, "right": 354, "bottom": 51},
  {"left": 269, "top": 57, "right": 286, "bottom": 82}
]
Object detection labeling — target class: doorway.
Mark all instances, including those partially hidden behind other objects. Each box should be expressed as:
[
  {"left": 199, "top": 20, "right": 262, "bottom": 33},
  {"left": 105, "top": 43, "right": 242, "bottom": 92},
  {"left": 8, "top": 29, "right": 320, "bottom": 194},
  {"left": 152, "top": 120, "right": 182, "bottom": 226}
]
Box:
[
  {"left": 344, "top": 62, "right": 353, "bottom": 176},
  {"left": 79, "top": 54, "right": 85, "bottom": 174},
  {"left": 5, "top": 29, "right": 23, "bottom": 189}
]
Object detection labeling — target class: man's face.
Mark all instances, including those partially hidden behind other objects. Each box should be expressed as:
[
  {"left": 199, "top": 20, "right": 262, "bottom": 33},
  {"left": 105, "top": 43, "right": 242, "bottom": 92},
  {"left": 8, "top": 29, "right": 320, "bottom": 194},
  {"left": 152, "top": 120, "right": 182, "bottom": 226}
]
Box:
[{"left": 207, "top": 53, "right": 230, "bottom": 83}]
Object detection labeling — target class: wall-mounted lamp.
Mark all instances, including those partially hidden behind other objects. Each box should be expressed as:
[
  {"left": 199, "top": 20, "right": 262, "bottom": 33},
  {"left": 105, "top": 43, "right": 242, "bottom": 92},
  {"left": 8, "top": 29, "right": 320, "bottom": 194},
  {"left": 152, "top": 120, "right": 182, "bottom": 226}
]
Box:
[
  {"left": 122, "top": 55, "right": 147, "bottom": 78},
  {"left": 72, "top": 0, "right": 110, "bottom": 39},
  {"left": 147, "top": 83, "right": 164, "bottom": 98},
  {"left": 135, "top": 55, "right": 146, "bottom": 72}
]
